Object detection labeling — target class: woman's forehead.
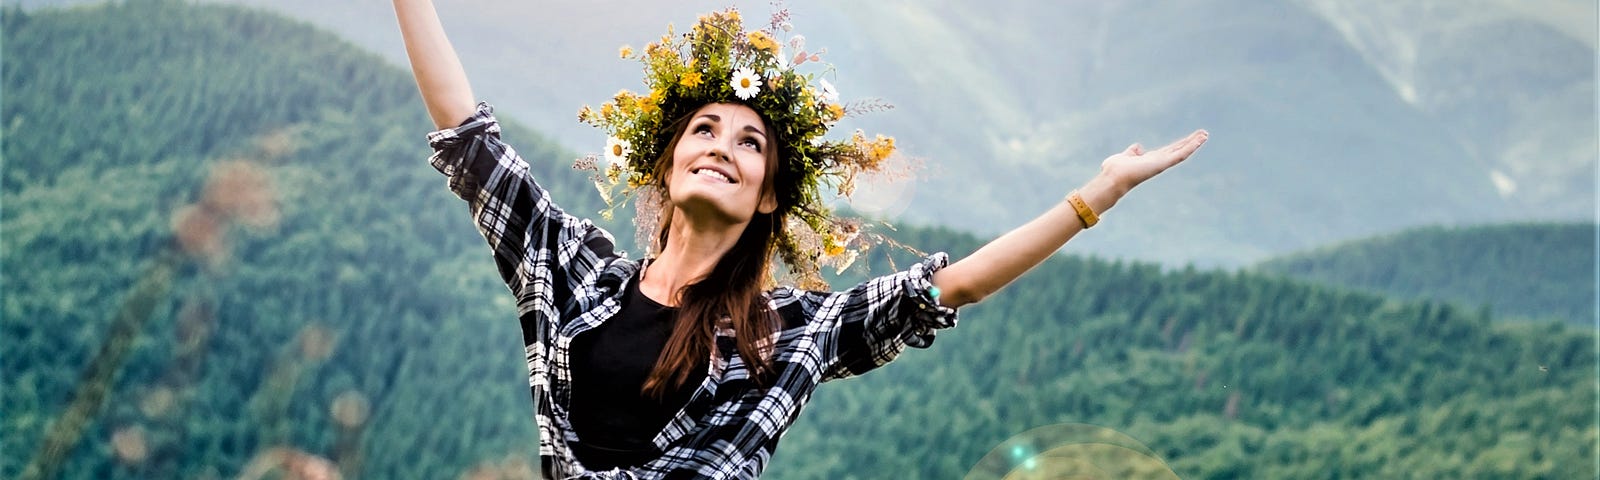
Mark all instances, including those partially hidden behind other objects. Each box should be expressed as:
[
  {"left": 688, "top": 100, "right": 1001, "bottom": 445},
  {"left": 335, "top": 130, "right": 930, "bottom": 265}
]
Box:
[{"left": 693, "top": 103, "right": 765, "bottom": 127}]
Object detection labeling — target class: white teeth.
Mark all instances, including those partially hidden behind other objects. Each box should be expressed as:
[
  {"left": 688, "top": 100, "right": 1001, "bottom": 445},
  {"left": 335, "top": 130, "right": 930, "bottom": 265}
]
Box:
[{"left": 695, "top": 168, "right": 733, "bottom": 183}]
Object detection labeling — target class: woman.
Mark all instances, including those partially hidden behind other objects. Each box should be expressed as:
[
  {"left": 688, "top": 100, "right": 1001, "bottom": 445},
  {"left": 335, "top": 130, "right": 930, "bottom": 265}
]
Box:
[{"left": 394, "top": 2, "right": 1207, "bottom": 478}]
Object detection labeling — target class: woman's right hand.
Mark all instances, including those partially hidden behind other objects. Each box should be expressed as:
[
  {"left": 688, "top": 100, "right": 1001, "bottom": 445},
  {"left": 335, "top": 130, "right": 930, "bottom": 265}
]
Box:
[{"left": 393, "top": 0, "right": 478, "bottom": 129}]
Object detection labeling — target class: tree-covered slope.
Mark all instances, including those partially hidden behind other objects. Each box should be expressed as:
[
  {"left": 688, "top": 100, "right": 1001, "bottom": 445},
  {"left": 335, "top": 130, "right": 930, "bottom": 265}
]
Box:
[
  {"left": 4, "top": 2, "right": 1594, "bottom": 480},
  {"left": 3, "top": 1, "right": 616, "bottom": 478},
  {"left": 771, "top": 227, "right": 1595, "bottom": 479},
  {"left": 1256, "top": 222, "right": 1597, "bottom": 324}
]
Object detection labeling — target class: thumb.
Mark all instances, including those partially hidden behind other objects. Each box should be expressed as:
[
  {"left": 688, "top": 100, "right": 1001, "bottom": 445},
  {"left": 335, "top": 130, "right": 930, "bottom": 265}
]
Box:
[{"left": 1124, "top": 143, "right": 1144, "bottom": 156}]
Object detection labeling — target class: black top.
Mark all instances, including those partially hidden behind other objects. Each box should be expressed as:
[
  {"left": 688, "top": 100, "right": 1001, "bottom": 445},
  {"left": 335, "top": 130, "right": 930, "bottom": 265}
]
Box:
[{"left": 569, "top": 275, "right": 708, "bottom": 471}]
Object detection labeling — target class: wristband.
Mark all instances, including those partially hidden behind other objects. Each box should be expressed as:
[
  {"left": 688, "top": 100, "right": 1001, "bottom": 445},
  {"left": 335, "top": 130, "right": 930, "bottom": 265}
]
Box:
[{"left": 1067, "top": 191, "right": 1099, "bottom": 228}]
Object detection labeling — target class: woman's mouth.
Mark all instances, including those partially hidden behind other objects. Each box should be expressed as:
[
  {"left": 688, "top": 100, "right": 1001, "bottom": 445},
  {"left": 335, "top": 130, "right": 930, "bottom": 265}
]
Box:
[{"left": 692, "top": 168, "right": 735, "bottom": 184}]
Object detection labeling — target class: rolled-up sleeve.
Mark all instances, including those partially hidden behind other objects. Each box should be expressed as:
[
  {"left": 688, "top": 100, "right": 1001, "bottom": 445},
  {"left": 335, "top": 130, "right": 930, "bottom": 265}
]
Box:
[
  {"left": 809, "top": 253, "right": 960, "bottom": 381},
  {"left": 426, "top": 103, "right": 615, "bottom": 315}
]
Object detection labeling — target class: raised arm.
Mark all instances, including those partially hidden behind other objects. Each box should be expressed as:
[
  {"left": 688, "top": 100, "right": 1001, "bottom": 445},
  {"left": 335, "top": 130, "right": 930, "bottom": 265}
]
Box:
[
  {"left": 393, "top": 0, "right": 477, "bottom": 129},
  {"left": 931, "top": 129, "right": 1209, "bottom": 308}
]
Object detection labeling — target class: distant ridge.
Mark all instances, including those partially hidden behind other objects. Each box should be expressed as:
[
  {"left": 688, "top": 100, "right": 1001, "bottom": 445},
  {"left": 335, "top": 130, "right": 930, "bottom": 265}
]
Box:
[
  {"left": 56, "top": 0, "right": 1589, "bottom": 267},
  {"left": 1256, "top": 222, "right": 1597, "bottom": 324}
]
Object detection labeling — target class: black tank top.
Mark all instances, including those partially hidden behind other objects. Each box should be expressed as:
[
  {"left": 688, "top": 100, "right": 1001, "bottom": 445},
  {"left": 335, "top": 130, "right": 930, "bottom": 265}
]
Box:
[{"left": 568, "top": 276, "right": 708, "bottom": 470}]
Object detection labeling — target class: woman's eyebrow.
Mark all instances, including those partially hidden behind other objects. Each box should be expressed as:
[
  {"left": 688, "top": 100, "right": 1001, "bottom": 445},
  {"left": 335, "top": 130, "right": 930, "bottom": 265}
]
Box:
[{"left": 694, "top": 113, "right": 763, "bottom": 138}]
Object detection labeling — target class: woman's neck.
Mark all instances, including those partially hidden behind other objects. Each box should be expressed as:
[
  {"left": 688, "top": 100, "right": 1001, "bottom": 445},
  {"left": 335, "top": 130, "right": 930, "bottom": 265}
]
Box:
[{"left": 642, "top": 208, "right": 745, "bottom": 306}]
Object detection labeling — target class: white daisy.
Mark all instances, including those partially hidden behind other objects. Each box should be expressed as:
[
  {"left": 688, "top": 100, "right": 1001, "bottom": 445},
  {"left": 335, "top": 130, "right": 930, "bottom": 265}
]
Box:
[
  {"left": 818, "top": 78, "right": 839, "bottom": 103},
  {"left": 604, "top": 136, "right": 632, "bottom": 166},
  {"left": 731, "top": 67, "right": 763, "bottom": 100}
]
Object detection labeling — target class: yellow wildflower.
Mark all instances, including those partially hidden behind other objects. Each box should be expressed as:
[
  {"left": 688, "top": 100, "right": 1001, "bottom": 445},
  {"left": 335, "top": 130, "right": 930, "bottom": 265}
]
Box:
[
  {"left": 618, "top": 45, "right": 634, "bottom": 58},
  {"left": 824, "top": 227, "right": 859, "bottom": 257},
  {"left": 637, "top": 89, "right": 662, "bottom": 114},
  {"left": 647, "top": 42, "right": 679, "bottom": 63},
  {"left": 825, "top": 242, "right": 845, "bottom": 257},
  {"left": 869, "top": 135, "right": 896, "bottom": 162},
  {"left": 577, "top": 105, "right": 595, "bottom": 122},
  {"left": 679, "top": 71, "right": 703, "bottom": 88},
  {"left": 600, "top": 103, "right": 615, "bottom": 118},
  {"left": 825, "top": 103, "right": 845, "bottom": 122},
  {"left": 747, "top": 30, "right": 779, "bottom": 54}
]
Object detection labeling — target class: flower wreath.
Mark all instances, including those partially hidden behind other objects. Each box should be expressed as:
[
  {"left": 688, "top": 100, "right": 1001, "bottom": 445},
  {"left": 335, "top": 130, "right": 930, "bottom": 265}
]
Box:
[{"left": 575, "top": 7, "right": 909, "bottom": 289}]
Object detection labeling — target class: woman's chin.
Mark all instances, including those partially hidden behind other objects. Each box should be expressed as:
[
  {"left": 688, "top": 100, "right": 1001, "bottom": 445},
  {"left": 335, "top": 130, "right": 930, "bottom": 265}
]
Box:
[{"left": 672, "top": 195, "right": 755, "bottom": 226}]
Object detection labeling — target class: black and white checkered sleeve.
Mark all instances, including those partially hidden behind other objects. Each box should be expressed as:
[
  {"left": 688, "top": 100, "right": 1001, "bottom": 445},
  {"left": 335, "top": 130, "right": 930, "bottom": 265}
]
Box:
[
  {"left": 813, "top": 253, "right": 960, "bottom": 381},
  {"left": 425, "top": 103, "right": 616, "bottom": 309}
]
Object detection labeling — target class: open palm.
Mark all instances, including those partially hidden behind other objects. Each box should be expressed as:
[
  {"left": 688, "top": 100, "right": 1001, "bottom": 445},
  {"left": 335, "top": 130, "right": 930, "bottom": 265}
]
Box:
[{"left": 1101, "top": 129, "right": 1209, "bottom": 191}]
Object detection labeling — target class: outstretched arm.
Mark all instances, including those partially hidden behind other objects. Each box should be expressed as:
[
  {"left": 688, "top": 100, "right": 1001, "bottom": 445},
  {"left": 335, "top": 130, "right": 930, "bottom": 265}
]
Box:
[
  {"left": 393, "top": 0, "right": 477, "bottom": 129},
  {"left": 931, "top": 129, "right": 1209, "bottom": 308}
]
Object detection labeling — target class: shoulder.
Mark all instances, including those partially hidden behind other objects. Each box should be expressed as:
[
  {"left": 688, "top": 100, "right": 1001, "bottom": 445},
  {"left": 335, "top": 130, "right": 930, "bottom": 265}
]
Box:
[{"left": 591, "top": 252, "right": 638, "bottom": 289}]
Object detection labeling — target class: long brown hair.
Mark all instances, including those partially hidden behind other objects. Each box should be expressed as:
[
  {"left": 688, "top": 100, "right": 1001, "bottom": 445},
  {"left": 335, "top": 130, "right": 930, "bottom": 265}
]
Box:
[{"left": 640, "top": 107, "right": 788, "bottom": 398}]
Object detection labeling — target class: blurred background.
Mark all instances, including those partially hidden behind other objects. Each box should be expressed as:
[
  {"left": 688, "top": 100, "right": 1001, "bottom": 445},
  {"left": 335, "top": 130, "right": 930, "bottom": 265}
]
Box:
[{"left": 3, "top": 0, "right": 1595, "bottom": 478}]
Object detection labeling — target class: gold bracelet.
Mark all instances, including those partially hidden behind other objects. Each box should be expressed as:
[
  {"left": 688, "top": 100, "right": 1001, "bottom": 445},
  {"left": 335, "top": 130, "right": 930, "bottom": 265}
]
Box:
[{"left": 1067, "top": 191, "right": 1099, "bottom": 228}]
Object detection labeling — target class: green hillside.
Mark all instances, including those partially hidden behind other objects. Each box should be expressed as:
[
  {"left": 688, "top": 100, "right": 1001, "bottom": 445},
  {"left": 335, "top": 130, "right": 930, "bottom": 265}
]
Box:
[
  {"left": 1256, "top": 223, "right": 1597, "bottom": 324},
  {"left": 779, "top": 227, "right": 1596, "bottom": 478},
  {"left": 3, "top": 1, "right": 612, "bottom": 478},
  {"left": 4, "top": 2, "right": 1595, "bottom": 479}
]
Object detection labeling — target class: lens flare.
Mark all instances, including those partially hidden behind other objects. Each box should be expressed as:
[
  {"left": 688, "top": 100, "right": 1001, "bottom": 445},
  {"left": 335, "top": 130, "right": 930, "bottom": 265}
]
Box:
[{"left": 964, "top": 424, "right": 1178, "bottom": 480}]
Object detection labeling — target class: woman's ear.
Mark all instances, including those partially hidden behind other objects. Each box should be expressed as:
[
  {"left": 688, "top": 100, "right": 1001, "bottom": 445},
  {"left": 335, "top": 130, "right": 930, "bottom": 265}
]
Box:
[{"left": 757, "top": 190, "right": 778, "bottom": 214}]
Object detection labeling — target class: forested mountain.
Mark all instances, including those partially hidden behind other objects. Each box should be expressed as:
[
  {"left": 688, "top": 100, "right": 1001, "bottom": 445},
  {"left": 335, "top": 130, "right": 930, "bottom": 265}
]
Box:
[
  {"left": 784, "top": 227, "right": 1594, "bottom": 479},
  {"left": 4, "top": 2, "right": 1594, "bottom": 479},
  {"left": 1256, "top": 223, "right": 1596, "bottom": 325},
  {"left": 4, "top": 2, "right": 599, "bottom": 478}
]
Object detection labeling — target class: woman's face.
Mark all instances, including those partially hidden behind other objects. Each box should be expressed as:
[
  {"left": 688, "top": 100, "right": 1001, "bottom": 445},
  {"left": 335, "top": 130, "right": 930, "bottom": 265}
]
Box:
[{"left": 666, "top": 102, "right": 777, "bottom": 226}]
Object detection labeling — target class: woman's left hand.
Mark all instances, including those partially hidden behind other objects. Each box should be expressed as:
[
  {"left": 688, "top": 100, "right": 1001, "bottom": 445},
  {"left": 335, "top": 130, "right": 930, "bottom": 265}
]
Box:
[
  {"left": 1100, "top": 129, "right": 1209, "bottom": 193},
  {"left": 932, "top": 129, "right": 1208, "bottom": 308}
]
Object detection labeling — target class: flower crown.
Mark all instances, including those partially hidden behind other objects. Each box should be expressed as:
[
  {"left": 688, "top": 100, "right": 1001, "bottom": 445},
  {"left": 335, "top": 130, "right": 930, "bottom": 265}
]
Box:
[{"left": 576, "top": 7, "right": 903, "bottom": 289}]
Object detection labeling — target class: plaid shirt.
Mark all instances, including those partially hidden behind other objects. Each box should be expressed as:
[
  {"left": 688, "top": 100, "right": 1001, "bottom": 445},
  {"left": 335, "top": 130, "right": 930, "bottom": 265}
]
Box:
[{"left": 426, "top": 103, "right": 959, "bottom": 479}]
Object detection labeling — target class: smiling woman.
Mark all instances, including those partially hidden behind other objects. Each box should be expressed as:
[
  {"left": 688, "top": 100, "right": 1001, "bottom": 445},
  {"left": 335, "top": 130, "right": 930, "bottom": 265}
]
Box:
[
  {"left": 661, "top": 105, "right": 779, "bottom": 229},
  {"left": 393, "top": 1, "right": 1205, "bottom": 478}
]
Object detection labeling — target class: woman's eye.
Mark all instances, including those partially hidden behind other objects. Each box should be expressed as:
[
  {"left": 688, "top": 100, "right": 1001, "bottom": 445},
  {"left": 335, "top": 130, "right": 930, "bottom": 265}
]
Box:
[
  {"left": 740, "top": 138, "right": 762, "bottom": 152},
  {"left": 693, "top": 124, "right": 713, "bottom": 136}
]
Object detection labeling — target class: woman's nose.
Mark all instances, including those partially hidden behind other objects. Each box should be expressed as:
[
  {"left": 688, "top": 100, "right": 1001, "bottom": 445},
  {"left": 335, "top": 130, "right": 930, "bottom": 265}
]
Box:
[{"left": 706, "top": 140, "right": 731, "bottom": 162}]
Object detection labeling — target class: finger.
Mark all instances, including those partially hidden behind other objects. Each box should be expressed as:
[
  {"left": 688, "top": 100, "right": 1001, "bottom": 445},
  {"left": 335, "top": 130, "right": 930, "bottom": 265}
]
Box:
[
  {"left": 1160, "top": 130, "right": 1199, "bottom": 152},
  {"left": 1123, "top": 143, "right": 1143, "bottom": 156},
  {"left": 1165, "top": 130, "right": 1209, "bottom": 159},
  {"left": 1184, "top": 130, "right": 1209, "bottom": 156}
]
